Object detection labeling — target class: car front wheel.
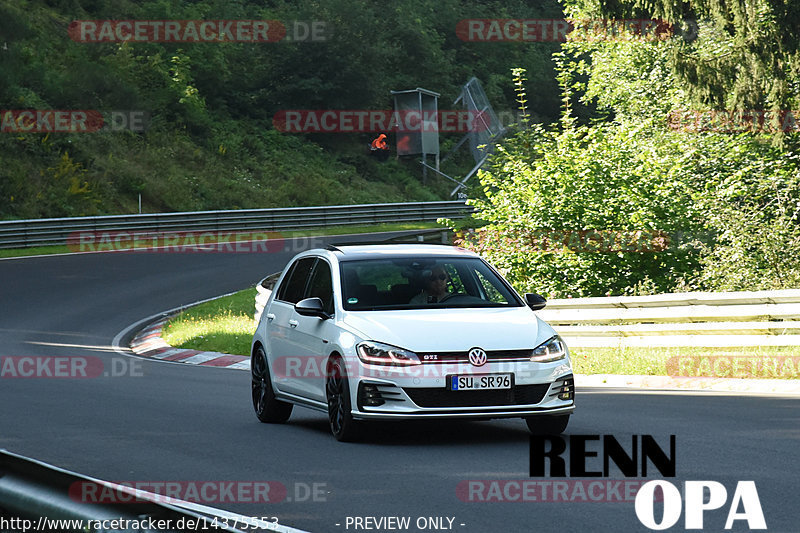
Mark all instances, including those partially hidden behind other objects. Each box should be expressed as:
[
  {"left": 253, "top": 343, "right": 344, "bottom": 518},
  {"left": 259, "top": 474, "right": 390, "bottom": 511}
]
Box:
[
  {"left": 252, "top": 346, "right": 293, "bottom": 423},
  {"left": 326, "top": 356, "right": 360, "bottom": 442},
  {"left": 525, "top": 414, "right": 570, "bottom": 435}
]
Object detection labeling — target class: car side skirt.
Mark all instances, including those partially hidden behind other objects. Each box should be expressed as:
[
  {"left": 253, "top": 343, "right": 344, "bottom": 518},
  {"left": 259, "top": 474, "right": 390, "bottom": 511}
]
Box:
[{"left": 274, "top": 391, "right": 329, "bottom": 413}]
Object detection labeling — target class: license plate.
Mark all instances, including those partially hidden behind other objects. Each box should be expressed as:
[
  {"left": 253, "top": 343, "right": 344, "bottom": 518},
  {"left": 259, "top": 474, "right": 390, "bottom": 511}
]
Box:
[{"left": 449, "top": 374, "right": 512, "bottom": 391}]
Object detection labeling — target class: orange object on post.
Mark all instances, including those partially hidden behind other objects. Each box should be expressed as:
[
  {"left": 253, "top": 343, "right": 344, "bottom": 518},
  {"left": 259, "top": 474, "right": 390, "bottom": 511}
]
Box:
[{"left": 370, "top": 133, "right": 388, "bottom": 150}]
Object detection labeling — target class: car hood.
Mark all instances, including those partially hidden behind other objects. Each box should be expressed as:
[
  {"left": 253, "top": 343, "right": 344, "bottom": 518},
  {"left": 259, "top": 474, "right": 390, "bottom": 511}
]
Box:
[{"left": 340, "top": 306, "right": 556, "bottom": 352}]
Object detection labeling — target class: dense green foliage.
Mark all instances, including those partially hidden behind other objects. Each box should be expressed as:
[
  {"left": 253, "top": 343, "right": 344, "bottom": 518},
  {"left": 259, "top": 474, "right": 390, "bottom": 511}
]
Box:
[
  {"left": 563, "top": 0, "right": 800, "bottom": 130},
  {"left": 5, "top": 0, "right": 797, "bottom": 295},
  {"left": 0, "top": 0, "right": 565, "bottom": 219},
  {"left": 456, "top": 113, "right": 800, "bottom": 296},
  {"left": 451, "top": 4, "right": 800, "bottom": 296}
]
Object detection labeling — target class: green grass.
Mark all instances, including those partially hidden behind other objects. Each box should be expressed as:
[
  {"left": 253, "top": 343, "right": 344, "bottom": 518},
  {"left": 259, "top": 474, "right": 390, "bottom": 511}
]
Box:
[
  {"left": 0, "top": 244, "right": 73, "bottom": 259},
  {"left": 571, "top": 346, "right": 800, "bottom": 379},
  {"left": 162, "top": 288, "right": 257, "bottom": 356},
  {"left": 0, "top": 221, "right": 443, "bottom": 259}
]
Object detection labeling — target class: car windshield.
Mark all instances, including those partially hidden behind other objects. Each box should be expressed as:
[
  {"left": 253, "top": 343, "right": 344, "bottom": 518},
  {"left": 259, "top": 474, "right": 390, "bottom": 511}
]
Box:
[{"left": 339, "top": 256, "right": 522, "bottom": 310}]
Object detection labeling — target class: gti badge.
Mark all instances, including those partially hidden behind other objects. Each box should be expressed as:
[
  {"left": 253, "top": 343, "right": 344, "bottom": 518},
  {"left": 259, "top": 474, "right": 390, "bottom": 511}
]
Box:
[{"left": 468, "top": 347, "right": 487, "bottom": 367}]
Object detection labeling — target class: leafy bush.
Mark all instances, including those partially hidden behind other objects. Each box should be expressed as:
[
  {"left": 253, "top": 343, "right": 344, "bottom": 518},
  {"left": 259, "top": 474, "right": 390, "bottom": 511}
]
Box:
[
  {"left": 450, "top": 64, "right": 800, "bottom": 296},
  {"left": 453, "top": 121, "right": 705, "bottom": 297}
]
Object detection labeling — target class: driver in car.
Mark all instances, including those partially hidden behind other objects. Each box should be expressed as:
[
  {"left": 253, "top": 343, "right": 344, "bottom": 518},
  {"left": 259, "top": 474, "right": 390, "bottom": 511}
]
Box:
[{"left": 409, "top": 266, "right": 451, "bottom": 304}]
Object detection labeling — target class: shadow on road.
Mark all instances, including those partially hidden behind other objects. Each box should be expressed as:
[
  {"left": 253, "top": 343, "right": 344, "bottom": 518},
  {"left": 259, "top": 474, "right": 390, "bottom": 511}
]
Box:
[{"left": 288, "top": 417, "right": 531, "bottom": 445}]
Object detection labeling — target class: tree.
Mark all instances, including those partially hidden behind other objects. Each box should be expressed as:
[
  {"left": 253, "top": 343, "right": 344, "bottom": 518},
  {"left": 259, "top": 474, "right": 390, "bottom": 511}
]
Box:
[{"left": 561, "top": 0, "right": 800, "bottom": 141}]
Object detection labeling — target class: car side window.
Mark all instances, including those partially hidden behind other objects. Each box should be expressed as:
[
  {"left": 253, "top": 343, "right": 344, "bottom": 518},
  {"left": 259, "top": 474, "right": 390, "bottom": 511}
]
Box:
[
  {"left": 276, "top": 257, "right": 316, "bottom": 304},
  {"left": 472, "top": 268, "right": 512, "bottom": 304},
  {"left": 306, "top": 259, "right": 334, "bottom": 315}
]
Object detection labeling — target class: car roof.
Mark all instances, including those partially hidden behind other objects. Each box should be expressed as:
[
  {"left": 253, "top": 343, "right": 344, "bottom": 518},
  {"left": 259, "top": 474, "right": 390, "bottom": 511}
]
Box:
[{"left": 323, "top": 243, "right": 478, "bottom": 261}]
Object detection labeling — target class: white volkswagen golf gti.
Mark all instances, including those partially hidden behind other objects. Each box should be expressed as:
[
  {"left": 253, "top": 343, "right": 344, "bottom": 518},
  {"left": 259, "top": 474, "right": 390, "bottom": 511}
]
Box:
[{"left": 250, "top": 244, "right": 574, "bottom": 441}]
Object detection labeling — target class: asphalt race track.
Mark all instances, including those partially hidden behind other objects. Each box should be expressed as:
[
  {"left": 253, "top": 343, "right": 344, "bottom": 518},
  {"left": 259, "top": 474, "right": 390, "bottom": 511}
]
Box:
[{"left": 1, "top": 236, "right": 799, "bottom": 533}]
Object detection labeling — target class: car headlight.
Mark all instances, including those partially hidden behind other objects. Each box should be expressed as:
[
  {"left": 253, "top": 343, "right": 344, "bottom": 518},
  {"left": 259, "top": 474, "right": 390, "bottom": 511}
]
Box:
[
  {"left": 356, "top": 341, "right": 421, "bottom": 366},
  {"left": 530, "top": 335, "right": 567, "bottom": 362}
]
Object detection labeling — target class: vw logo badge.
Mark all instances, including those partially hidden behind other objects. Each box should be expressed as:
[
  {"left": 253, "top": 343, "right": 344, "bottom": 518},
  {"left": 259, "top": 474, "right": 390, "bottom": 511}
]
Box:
[{"left": 468, "top": 347, "right": 487, "bottom": 367}]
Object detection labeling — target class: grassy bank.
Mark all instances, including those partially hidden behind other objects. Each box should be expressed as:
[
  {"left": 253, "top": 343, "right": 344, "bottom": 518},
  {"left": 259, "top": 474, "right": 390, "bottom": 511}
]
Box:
[
  {"left": 1, "top": 1, "right": 563, "bottom": 221},
  {"left": 162, "top": 288, "right": 257, "bottom": 356},
  {"left": 570, "top": 346, "right": 799, "bottom": 379}
]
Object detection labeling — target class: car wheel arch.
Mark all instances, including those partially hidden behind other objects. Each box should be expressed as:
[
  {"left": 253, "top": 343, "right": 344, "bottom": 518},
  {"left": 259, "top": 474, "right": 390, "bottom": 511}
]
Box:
[
  {"left": 251, "top": 341, "right": 264, "bottom": 357},
  {"left": 326, "top": 350, "right": 344, "bottom": 371},
  {"left": 252, "top": 341, "right": 275, "bottom": 375},
  {"left": 252, "top": 341, "right": 266, "bottom": 366}
]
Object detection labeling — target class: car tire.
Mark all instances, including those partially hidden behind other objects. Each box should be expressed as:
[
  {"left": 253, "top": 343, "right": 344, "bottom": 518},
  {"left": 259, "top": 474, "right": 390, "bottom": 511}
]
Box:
[
  {"left": 251, "top": 346, "right": 293, "bottom": 423},
  {"left": 525, "top": 414, "right": 570, "bottom": 435},
  {"left": 326, "top": 356, "right": 360, "bottom": 442}
]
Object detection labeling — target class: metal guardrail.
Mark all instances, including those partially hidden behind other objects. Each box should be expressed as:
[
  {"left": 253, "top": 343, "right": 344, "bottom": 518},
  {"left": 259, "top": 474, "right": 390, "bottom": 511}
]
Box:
[
  {"left": 537, "top": 289, "right": 800, "bottom": 347},
  {"left": 0, "top": 201, "right": 472, "bottom": 249},
  {"left": 0, "top": 449, "right": 306, "bottom": 533}
]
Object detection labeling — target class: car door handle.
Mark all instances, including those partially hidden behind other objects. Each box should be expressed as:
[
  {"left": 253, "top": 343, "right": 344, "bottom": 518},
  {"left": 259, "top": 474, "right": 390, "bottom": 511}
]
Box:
[
  {"left": 266, "top": 313, "right": 275, "bottom": 322},
  {"left": 289, "top": 319, "right": 299, "bottom": 328}
]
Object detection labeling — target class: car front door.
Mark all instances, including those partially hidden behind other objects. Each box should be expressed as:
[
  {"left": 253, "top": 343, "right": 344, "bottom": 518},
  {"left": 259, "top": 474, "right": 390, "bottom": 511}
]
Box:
[
  {"left": 265, "top": 257, "right": 315, "bottom": 395},
  {"left": 290, "top": 258, "right": 336, "bottom": 402}
]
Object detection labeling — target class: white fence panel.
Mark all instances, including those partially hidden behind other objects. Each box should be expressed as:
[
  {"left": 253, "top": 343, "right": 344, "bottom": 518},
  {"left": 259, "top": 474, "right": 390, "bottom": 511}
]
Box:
[{"left": 537, "top": 290, "right": 800, "bottom": 347}]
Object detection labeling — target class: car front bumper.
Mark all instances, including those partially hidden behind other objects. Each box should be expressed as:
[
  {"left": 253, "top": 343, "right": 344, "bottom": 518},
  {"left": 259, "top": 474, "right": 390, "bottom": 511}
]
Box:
[
  {"left": 349, "top": 359, "right": 575, "bottom": 420},
  {"left": 352, "top": 404, "right": 575, "bottom": 420}
]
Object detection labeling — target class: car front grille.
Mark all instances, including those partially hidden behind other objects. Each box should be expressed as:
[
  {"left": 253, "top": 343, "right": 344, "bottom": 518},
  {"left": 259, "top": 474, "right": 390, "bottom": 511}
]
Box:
[
  {"left": 417, "top": 349, "right": 533, "bottom": 364},
  {"left": 404, "top": 383, "right": 551, "bottom": 408}
]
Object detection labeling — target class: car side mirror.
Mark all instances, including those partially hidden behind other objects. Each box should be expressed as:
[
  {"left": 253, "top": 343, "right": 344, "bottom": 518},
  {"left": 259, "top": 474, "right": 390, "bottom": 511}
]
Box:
[
  {"left": 524, "top": 293, "right": 547, "bottom": 311},
  {"left": 295, "top": 297, "right": 331, "bottom": 319}
]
